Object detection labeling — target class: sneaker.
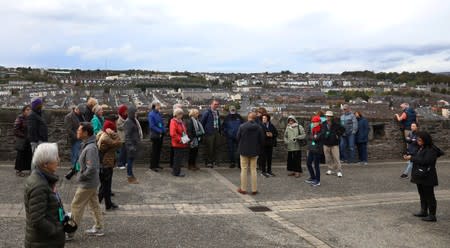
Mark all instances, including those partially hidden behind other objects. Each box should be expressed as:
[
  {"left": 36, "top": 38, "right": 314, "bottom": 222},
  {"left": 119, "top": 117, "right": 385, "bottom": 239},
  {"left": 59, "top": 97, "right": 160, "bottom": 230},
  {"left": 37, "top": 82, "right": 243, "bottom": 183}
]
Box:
[
  {"left": 400, "top": 174, "right": 408, "bottom": 179},
  {"left": 305, "top": 178, "right": 315, "bottom": 184},
  {"left": 326, "top": 170, "right": 333, "bottom": 175},
  {"left": 337, "top": 172, "right": 343, "bottom": 177},
  {"left": 206, "top": 163, "right": 214, "bottom": 168},
  {"left": 360, "top": 162, "right": 368, "bottom": 166},
  {"left": 261, "top": 172, "right": 270, "bottom": 178},
  {"left": 118, "top": 165, "right": 126, "bottom": 170},
  {"left": 267, "top": 172, "right": 276, "bottom": 177},
  {"left": 85, "top": 226, "right": 105, "bottom": 236},
  {"left": 65, "top": 233, "right": 75, "bottom": 241},
  {"left": 311, "top": 181, "right": 321, "bottom": 187}
]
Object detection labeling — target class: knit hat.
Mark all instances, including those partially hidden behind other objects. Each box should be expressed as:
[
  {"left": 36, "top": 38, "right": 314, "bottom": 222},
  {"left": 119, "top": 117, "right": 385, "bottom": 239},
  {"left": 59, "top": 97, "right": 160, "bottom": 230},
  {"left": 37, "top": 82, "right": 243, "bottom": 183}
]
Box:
[
  {"left": 31, "top": 98, "right": 43, "bottom": 111},
  {"left": 103, "top": 119, "right": 117, "bottom": 132},
  {"left": 311, "top": 116, "right": 321, "bottom": 123},
  {"left": 118, "top": 104, "right": 128, "bottom": 119}
]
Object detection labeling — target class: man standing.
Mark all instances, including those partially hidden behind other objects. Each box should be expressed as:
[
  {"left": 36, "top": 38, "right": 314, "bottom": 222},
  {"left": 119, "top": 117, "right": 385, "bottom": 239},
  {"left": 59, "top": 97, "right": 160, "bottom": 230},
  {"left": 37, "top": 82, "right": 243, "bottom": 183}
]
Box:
[
  {"left": 323, "top": 111, "right": 345, "bottom": 177},
  {"left": 395, "top": 103, "right": 417, "bottom": 140},
  {"left": 64, "top": 104, "right": 85, "bottom": 169},
  {"left": 340, "top": 104, "right": 358, "bottom": 163},
  {"left": 236, "top": 112, "right": 265, "bottom": 195},
  {"left": 200, "top": 99, "right": 221, "bottom": 168},
  {"left": 148, "top": 100, "right": 165, "bottom": 172},
  {"left": 68, "top": 122, "right": 104, "bottom": 240},
  {"left": 223, "top": 105, "right": 243, "bottom": 168}
]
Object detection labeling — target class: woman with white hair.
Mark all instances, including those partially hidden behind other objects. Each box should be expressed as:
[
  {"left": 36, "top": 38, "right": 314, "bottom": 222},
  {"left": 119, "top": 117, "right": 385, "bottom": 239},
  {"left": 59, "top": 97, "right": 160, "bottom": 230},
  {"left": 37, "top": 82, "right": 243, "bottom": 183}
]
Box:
[
  {"left": 91, "top": 105, "right": 104, "bottom": 135},
  {"left": 169, "top": 108, "right": 189, "bottom": 177},
  {"left": 187, "top": 108, "right": 205, "bottom": 171},
  {"left": 148, "top": 100, "right": 165, "bottom": 172},
  {"left": 24, "top": 143, "right": 66, "bottom": 247}
]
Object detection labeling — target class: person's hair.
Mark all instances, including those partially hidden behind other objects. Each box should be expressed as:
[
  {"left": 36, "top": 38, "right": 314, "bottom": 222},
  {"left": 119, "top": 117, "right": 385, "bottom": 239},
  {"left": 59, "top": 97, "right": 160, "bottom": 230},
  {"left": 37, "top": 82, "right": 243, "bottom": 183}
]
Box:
[
  {"left": 151, "top": 100, "right": 161, "bottom": 110},
  {"left": 79, "top": 122, "right": 94, "bottom": 136},
  {"left": 31, "top": 143, "right": 59, "bottom": 168},
  {"left": 257, "top": 107, "right": 267, "bottom": 115},
  {"left": 87, "top": 97, "right": 98, "bottom": 108},
  {"left": 211, "top": 99, "right": 219, "bottom": 104},
  {"left": 189, "top": 108, "right": 199, "bottom": 117},
  {"left": 354, "top": 111, "right": 363, "bottom": 118},
  {"left": 21, "top": 105, "right": 31, "bottom": 113},
  {"left": 316, "top": 110, "right": 325, "bottom": 117},
  {"left": 173, "top": 108, "right": 184, "bottom": 117},
  {"left": 411, "top": 122, "right": 419, "bottom": 128},
  {"left": 173, "top": 103, "right": 183, "bottom": 110},
  {"left": 261, "top": 113, "right": 271, "bottom": 121},
  {"left": 415, "top": 131, "right": 433, "bottom": 147},
  {"left": 248, "top": 112, "right": 257, "bottom": 120}
]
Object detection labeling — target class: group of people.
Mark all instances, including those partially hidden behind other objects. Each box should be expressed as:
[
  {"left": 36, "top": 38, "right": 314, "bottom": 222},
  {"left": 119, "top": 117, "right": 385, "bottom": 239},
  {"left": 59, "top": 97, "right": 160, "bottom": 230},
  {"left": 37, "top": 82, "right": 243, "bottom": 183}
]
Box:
[{"left": 15, "top": 97, "right": 444, "bottom": 247}]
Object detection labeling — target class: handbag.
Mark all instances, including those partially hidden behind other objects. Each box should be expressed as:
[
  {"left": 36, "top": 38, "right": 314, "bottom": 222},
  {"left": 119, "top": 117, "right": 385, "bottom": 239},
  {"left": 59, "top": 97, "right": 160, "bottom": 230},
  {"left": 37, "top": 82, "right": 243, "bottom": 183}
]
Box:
[
  {"left": 296, "top": 125, "right": 307, "bottom": 147},
  {"left": 414, "top": 165, "right": 431, "bottom": 179}
]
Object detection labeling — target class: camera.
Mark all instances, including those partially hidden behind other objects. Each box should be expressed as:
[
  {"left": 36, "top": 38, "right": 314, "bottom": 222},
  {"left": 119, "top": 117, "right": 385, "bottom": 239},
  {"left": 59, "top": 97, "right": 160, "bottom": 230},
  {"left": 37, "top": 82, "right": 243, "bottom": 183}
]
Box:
[
  {"left": 65, "top": 168, "right": 77, "bottom": 180},
  {"left": 63, "top": 213, "right": 78, "bottom": 233}
]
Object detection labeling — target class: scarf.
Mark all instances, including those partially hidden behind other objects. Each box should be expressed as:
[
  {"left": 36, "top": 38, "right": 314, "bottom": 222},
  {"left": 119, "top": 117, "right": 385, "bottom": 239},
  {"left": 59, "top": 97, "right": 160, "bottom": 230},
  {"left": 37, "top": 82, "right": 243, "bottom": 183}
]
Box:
[{"left": 192, "top": 117, "right": 205, "bottom": 136}]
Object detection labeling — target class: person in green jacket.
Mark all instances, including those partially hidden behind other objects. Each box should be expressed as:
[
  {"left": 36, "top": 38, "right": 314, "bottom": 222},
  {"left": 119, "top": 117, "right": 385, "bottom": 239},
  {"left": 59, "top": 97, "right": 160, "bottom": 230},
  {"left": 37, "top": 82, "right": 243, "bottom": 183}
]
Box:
[
  {"left": 91, "top": 104, "right": 105, "bottom": 135},
  {"left": 24, "top": 143, "right": 65, "bottom": 248},
  {"left": 283, "top": 115, "right": 306, "bottom": 177}
]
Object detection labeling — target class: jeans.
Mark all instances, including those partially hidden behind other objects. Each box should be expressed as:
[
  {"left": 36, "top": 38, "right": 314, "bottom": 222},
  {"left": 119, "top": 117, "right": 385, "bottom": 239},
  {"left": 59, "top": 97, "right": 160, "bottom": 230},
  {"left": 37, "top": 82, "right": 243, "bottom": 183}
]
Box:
[
  {"left": 70, "top": 140, "right": 81, "bottom": 168},
  {"left": 356, "top": 142, "right": 368, "bottom": 162},
  {"left": 118, "top": 145, "right": 127, "bottom": 167},
  {"left": 98, "top": 167, "right": 113, "bottom": 208},
  {"left": 227, "top": 137, "right": 238, "bottom": 165},
  {"left": 340, "top": 134, "right": 355, "bottom": 162},
  {"left": 403, "top": 161, "right": 413, "bottom": 175},
  {"left": 173, "top": 148, "right": 188, "bottom": 176},
  {"left": 127, "top": 158, "right": 134, "bottom": 177},
  {"left": 306, "top": 152, "right": 321, "bottom": 182},
  {"left": 240, "top": 156, "right": 258, "bottom": 192},
  {"left": 150, "top": 137, "right": 163, "bottom": 169}
]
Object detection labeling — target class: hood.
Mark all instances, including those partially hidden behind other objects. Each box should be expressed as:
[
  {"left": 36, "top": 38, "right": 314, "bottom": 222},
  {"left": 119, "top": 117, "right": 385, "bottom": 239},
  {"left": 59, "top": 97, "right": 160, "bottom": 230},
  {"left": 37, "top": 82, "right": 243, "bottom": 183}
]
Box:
[
  {"left": 127, "top": 106, "right": 137, "bottom": 119},
  {"left": 84, "top": 135, "right": 97, "bottom": 146},
  {"left": 118, "top": 104, "right": 128, "bottom": 119},
  {"left": 287, "top": 115, "right": 298, "bottom": 123}
]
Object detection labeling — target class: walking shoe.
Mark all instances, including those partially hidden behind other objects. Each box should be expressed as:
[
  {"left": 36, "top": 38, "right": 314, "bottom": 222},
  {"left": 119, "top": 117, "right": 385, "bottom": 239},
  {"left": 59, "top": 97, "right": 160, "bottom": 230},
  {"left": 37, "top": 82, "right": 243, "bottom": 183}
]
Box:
[
  {"left": 305, "top": 178, "right": 315, "bottom": 184},
  {"left": 229, "top": 163, "right": 236, "bottom": 168},
  {"left": 360, "top": 162, "right": 368, "bottom": 166},
  {"left": 326, "top": 170, "right": 333, "bottom": 175},
  {"left": 85, "top": 226, "right": 105, "bottom": 236},
  {"left": 118, "top": 165, "right": 126, "bottom": 170},
  {"left": 65, "top": 233, "right": 75, "bottom": 241},
  {"left": 288, "top": 172, "right": 296, "bottom": 176},
  {"left": 106, "top": 203, "right": 119, "bottom": 211},
  {"left": 267, "top": 172, "right": 276, "bottom": 177},
  {"left": 150, "top": 168, "right": 161, "bottom": 172},
  {"left": 413, "top": 211, "right": 428, "bottom": 217},
  {"left": 127, "top": 177, "right": 139, "bottom": 184},
  {"left": 400, "top": 174, "right": 408, "bottom": 179},
  {"left": 237, "top": 188, "right": 247, "bottom": 194},
  {"left": 173, "top": 172, "right": 186, "bottom": 177},
  {"left": 251, "top": 191, "right": 258, "bottom": 195},
  {"left": 311, "top": 181, "right": 321, "bottom": 187},
  {"left": 422, "top": 215, "right": 437, "bottom": 222},
  {"left": 337, "top": 172, "right": 343, "bottom": 177},
  {"left": 261, "top": 172, "right": 270, "bottom": 178}
]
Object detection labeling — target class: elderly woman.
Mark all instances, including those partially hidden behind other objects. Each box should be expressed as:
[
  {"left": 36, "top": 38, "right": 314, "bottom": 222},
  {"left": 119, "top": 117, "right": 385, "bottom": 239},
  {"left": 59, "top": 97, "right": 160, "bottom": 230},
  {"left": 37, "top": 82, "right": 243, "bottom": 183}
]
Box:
[
  {"left": 24, "top": 143, "right": 65, "bottom": 247},
  {"left": 170, "top": 108, "right": 189, "bottom": 177},
  {"left": 403, "top": 131, "right": 443, "bottom": 222},
  {"left": 91, "top": 105, "right": 105, "bottom": 135},
  {"left": 14, "top": 105, "right": 32, "bottom": 177},
  {"left": 283, "top": 115, "right": 306, "bottom": 178},
  {"left": 187, "top": 108, "right": 205, "bottom": 171}
]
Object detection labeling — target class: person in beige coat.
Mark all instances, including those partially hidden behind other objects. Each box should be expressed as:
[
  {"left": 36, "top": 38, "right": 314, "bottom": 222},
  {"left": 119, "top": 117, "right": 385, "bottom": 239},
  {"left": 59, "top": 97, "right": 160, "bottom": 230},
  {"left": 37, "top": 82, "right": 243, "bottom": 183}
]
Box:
[{"left": 283, "top": 115, "right": 306, "bottom": 177}]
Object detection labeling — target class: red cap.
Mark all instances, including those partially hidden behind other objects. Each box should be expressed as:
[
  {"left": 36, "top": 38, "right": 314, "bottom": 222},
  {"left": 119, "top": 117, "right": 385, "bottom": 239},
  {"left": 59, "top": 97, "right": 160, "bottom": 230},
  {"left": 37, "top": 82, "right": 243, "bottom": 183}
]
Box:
[
  {"left": 103, "top": 119, "right": 117, "bottom": 132},
  {"left": 311, "top": 116, "right": 321, "bottom": 123},
  {"left": 118, "top": 104, "right": 128, "bottom": 119}
]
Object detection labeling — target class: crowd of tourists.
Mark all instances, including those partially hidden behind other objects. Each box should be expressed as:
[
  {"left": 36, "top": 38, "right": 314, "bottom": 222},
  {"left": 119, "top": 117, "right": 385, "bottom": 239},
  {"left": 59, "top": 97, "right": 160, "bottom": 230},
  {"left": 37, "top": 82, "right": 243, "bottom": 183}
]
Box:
[{"left": 13, "top": 97, "right": 444, "bottom": 247}]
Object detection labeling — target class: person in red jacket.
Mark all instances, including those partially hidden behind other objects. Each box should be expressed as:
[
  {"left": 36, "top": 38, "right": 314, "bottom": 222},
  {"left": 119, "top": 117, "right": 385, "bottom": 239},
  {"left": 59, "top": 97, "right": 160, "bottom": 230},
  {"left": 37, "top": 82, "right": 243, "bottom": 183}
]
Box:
[{"left": 170, "top": 108, "right": 189, "bottom": 177}]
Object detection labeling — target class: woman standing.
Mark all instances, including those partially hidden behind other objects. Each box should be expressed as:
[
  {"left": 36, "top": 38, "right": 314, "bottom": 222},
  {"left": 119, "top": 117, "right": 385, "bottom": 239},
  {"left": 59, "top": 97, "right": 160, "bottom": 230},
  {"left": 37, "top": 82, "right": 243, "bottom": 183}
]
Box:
[
  {"left": 403, "top": 131, "right": 443, "bottom": 222},
  {"left": 355, "top": 111, "right": 369, "bottom": 165},
  {"left": 116, "top": 104, "right": 128, "bottom": 170},
  {"left": 24, "top": 143, "right": 66, "bottom": 247},
  {"left": 170, "top": 108, "right": 189, "bottom": 177},
  {"left": 124, "top": 106, "right": 143, "bottom": 184},
  {"left": 259, "top": 114, "right": 278, "bottom": 177},
  {"left": 283, "top": 116, "right": 306, "bottom": 178},
  {"left": 14, "top": 105, "right": 32, "bottom": 177},
  {"left": 187, "top": 109, "right": 204, "bottom": 171},
  {"left": 148, "top": 100, "right": 165, "bottom": 172},
  {"left": 400, "top": 123, "right": 419, "bottom": 178},
  {"left": 28, "top": 98, "right": 48, "bottom": 153},
  {"left": 91, "top": 105, "right": 105, "bottom": 135},
  {"left": 305, "top": 116, "right": 324, "bottom": 187}
]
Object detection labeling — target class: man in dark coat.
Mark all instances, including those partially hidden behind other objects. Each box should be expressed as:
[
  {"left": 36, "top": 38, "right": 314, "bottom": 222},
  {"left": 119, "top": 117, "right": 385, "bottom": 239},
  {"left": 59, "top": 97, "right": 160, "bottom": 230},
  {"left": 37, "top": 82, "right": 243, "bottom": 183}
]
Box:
[
  {"left": 27, "top": 98, "right": 48, "bottom": 153},
  {"left": 200, "top": 99, "right": 221, "bottom": 168},
  {"left": 64, "top": 104, "right": 85, "bottom": 168},
  {"left": 222, "top": 105, "right": 243, "bottom": 168},
  {"left": 236, "top": 112, "right": 265, "bottom": 195}
]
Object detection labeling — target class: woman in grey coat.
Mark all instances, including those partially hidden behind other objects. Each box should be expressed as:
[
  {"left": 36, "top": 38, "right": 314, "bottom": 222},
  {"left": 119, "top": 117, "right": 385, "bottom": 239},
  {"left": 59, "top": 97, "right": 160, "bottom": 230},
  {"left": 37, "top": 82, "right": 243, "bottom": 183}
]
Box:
[{"left": 124, "top": 106, "right": 143, "bottom": 184}]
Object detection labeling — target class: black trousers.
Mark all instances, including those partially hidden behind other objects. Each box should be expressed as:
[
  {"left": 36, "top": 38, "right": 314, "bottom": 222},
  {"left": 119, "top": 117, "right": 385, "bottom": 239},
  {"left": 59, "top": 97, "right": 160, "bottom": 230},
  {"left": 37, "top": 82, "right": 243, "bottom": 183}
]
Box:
[
  {"left": 173, "top": 148, "right": 188, "bottom": 176},
  {"left": 287, "top": 150, "right": 302, "bottom": 173},
  {"left": 188, "top": 147, "right": 199, "bottom": 166},
  {"left": 98, "top": 168, "right": 114, "bottom": 208},
  {"left": 150, "top": 137, "right": 163, "bottom": 169},
  {"left": 258, "top": 146, "right": 273, "bottom": 173},
  {"left": 417, "top": 184, "right": 437, "bottom": 215}
]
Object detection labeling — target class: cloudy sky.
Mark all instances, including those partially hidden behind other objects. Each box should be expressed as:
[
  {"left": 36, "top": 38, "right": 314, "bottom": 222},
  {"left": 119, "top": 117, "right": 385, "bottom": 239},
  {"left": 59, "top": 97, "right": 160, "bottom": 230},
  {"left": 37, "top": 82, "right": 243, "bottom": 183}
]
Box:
[{"left": 1, "top": 0, "right": 450, "bottom": 73}]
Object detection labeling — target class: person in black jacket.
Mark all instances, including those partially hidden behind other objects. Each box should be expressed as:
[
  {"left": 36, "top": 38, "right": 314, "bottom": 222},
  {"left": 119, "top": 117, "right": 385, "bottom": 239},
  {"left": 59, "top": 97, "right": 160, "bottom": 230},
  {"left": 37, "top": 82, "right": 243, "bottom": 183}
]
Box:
[
  {"left": 236, "top": 112, "right": 265, "bottom": 195},
  {"left": 258, "top": 114, "right": 278, "bottom": 177},
  {"left": 187, "top": 109, "right": 204, "bottom": 171},
  {"left": 322, "top": 111, "right": 345, "bottom": 178},
  {"left": 14, "top": 105, "right": 32, "bottom": 176},
  {"left": 27, "top": 98, "right": 48, "bottom": 153},
  {"left": 403, "top": 131, "right": 442, "bottom": 222}
]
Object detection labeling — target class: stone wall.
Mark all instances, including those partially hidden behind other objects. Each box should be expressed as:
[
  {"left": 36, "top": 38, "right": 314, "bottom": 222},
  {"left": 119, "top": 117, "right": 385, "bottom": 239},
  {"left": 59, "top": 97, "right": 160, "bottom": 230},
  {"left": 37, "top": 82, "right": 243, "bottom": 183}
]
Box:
[{"left": 0, "top": 109, "right": 448, "bottom": 164}]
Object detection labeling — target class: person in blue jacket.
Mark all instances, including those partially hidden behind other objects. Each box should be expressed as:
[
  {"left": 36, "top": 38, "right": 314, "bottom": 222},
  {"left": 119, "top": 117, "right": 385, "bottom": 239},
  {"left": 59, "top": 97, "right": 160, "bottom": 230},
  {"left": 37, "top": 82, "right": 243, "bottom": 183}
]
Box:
[
  {"left": 355, "top": 111, "right": 369, "bottom": 165},
  {"left": 223, "top": 105, "right": 243, "bottom": 168},
  {"left": 148, "top": 100, "right": 165, "bottom": 172}
]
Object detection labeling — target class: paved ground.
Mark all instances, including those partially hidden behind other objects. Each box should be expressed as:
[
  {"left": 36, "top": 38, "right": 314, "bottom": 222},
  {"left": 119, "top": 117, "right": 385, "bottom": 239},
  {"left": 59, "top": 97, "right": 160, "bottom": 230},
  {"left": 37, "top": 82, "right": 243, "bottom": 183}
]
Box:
[{"left": 1, "top": 160, "right": 450, "bottom": 248}]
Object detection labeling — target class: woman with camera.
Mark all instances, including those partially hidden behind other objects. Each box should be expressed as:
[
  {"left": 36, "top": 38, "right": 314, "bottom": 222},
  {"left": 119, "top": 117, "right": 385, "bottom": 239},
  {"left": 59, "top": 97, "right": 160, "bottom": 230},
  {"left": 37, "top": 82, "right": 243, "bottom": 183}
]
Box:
[
  {"left": 283, "top": 115, "right": 306, "bottom": 178},
  {"left": 24, "top": 143, "right": 76, "bottom": 247}
]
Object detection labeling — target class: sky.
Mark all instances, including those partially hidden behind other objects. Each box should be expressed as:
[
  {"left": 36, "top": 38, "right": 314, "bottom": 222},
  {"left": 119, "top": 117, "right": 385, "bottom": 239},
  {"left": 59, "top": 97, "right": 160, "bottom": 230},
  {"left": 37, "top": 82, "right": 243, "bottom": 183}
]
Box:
[{"left": 1, "top": 0, "right": 450, "bottom": 73}]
